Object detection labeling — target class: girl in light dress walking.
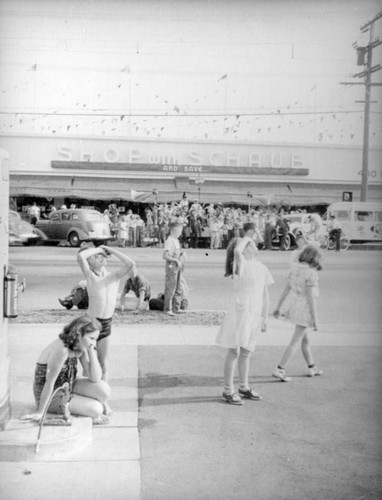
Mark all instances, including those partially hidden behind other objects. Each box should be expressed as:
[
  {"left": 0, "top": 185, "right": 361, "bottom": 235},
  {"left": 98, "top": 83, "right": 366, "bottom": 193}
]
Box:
[
  {"left": 272, "top": 244, "right": 323, "bottom": 382},
  {"left": 216, "top": 237, "right": 274, "bottom": 405}
]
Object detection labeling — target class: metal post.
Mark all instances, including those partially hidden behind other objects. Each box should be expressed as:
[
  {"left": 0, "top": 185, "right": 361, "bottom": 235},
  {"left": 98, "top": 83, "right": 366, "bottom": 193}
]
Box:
[
  {"left": 360, "top": 24, "right": 374, "bottom": 202},
  {"left": 247, "top": 192, "right": 252, "bottom": 214},
  {"left": 195, "top": 176, "right": 205, "bottom": 203},
  {"left": 340, "top": 11, "right": 382, "bottom": 202}
]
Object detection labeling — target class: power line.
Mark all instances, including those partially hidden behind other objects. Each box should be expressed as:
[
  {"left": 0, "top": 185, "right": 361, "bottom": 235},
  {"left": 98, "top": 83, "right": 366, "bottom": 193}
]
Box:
[{"left": 0, "top": 110, "right": 368, "bottom": 118}]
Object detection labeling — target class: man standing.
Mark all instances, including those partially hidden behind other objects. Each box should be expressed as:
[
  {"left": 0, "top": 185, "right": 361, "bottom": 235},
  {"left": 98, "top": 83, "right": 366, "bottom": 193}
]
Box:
[
  {"left": 327, "top": 214, "right": 342, "bottom": 251},
  {"left": 28, "top": 202, "right": 40, "bottom": 225},
  {"left": 276, "top": 215, "right": 289, "bottom": 251},
  {"left": 162, "top": 221, "right": 187, "bottom": 316}
]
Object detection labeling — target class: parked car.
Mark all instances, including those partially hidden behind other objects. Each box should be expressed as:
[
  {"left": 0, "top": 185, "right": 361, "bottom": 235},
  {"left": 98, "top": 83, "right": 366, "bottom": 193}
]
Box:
[
  {"left": 8, "top": 210, "right": 42, "bottom": 246},
  {"left": 36, "top": 209, "right": 111, "bottom": 247}
]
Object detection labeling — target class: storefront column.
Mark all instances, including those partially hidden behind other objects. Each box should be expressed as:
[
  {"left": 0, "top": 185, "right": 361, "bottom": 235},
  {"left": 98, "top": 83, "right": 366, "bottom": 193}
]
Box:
[{"left": 0, "top": 149, "right": 11, "bottom": 430}]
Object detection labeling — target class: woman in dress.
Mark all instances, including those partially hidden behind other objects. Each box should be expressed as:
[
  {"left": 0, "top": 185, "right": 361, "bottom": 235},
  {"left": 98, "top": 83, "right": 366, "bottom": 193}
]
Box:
[{"left": 216, "top": 237, "right": 274, "bottom": 405}]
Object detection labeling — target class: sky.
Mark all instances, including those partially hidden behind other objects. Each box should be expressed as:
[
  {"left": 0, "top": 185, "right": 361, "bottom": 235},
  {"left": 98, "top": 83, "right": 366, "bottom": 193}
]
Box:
[{"left": 0, "top": 0, "right": 381, "bottom": 147}]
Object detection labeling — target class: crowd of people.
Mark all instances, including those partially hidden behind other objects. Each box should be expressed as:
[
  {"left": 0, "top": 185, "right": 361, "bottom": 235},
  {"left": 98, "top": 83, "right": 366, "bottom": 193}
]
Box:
[
  {"left": 17, "top": 193, "right": 342, "bottom": 251},
  {"left": 101, "top": 194, "right": 327, "bottom": 251}
]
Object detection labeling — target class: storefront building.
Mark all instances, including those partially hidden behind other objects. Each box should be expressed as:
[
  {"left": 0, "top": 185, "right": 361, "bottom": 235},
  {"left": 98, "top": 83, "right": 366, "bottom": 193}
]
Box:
[
  {"left": 1, "top": 1, "right": 381, "bottom": 214},
  {"left": 3, "top": 133, "right": 382, "bottom": 214}
]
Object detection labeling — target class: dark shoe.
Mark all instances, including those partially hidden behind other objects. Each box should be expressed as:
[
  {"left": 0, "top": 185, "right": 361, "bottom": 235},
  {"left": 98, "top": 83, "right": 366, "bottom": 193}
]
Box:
[
  {"left": 222, "top": 392, "right": 243, "bottom": 405},
  {"left": 238, "top": 388, "right": 262, "bottom": 401},
  {"left": 59, "top": 298, "right": 73, "bottom": 310}
]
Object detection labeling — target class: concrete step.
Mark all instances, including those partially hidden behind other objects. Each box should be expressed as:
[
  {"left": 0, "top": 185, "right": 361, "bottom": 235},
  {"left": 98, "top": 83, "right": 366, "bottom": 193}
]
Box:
[{"left": 0, "top": 417, "right": 92, "bottom": 462}]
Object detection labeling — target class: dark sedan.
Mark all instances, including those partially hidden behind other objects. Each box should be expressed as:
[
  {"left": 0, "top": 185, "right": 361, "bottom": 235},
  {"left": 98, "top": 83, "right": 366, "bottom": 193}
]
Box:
[{"left": 36, "top": 209, "right": 111, "bottom": 247}]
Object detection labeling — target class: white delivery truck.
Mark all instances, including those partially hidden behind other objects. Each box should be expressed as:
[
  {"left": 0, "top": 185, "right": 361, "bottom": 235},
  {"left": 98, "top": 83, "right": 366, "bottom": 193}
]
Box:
[{"left": 326, "top": 201, "right": 382, "bottom": 242}]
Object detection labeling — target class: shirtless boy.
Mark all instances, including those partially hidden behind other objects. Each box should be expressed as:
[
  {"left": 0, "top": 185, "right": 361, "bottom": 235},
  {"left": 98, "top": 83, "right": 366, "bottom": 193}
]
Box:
[{"left": 77, "top": 244, "right": 135, "bottom": 383}]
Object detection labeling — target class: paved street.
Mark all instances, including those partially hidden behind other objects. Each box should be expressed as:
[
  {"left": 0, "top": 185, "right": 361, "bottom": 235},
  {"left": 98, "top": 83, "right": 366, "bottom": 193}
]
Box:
[{"left": 9, "top": 245, "right": 382, "bottom": 325}]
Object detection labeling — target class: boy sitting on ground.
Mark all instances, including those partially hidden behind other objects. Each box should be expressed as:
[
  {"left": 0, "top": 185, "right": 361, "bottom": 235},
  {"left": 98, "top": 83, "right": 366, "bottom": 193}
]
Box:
[{"left": 59, "top": 280, "right": 88, "bottom": 310}]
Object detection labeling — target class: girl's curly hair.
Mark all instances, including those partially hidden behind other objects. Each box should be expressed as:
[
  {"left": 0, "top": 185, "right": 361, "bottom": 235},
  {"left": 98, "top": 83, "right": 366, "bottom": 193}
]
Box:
[
  {"left": 59, "top": 316, "right": 101, "bottom": 350},
  {"left": 298, "top": 244, "right": 322, "bottom": 270}
]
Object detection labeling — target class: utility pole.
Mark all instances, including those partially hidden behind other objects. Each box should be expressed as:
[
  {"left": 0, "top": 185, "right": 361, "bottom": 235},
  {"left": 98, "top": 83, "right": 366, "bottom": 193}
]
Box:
[{"left": 340, "top": 11, "right": 382, "bottom": 202}]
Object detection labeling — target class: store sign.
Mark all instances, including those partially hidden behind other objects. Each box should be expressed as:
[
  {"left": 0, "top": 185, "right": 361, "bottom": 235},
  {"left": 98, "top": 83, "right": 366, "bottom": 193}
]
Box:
[
  {"left": 52, "top": 160, "right": 309, "bottom": 176},
  {"left": 57, "top": 146, "right": 305, "bottom": 169}
]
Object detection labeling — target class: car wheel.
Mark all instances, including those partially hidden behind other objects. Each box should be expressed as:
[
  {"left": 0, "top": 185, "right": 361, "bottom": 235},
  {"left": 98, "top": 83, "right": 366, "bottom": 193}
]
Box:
[
  {"left": 328, "top": 237, "right": 336, "bottom": 251},
  {"left": 68, "top": 232, "right": 81, "bottom": 247},
  {"left": 340, "top": 237, "right": 350, "bottom": 251},
  {"left": 318, "top": 235, "right": 329, "bottom": 250},
  {"left": 94, "top": 240, "right": 108, "bottom": 247},
  {"left": 284, "top": 234, "right": 291, "bottom": 251}
]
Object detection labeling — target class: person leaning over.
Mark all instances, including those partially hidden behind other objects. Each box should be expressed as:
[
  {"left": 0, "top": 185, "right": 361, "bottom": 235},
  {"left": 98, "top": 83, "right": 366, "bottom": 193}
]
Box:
[
  {"left": 22, "top": 316, "right": 111, "bottom": 425},
  {"left": 77, "top": 243, "right": 135, "bottom": 384},
  {"left": 59, "top": 279, "right": 88, "bottom": 310},
  {"left": 119, "top": 268, "right": 151, "bottom": 313}
]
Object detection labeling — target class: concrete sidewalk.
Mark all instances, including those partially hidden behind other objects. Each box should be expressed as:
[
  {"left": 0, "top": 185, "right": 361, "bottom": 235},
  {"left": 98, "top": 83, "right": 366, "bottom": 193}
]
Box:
[{"left": 1, "top": 321, "right": 382, "bottom": 500}]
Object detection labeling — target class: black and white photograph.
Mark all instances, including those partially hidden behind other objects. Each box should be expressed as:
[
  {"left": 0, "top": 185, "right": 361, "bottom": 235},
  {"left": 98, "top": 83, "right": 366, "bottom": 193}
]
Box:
[{"left": 0, "top": 1, "right": 381, "bottom": 499}]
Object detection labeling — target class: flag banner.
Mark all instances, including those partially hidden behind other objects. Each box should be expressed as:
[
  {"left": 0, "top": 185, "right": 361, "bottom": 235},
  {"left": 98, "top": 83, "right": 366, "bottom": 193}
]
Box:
[{"left": 131, "top": 189, "right": 152, "bottom": 202}]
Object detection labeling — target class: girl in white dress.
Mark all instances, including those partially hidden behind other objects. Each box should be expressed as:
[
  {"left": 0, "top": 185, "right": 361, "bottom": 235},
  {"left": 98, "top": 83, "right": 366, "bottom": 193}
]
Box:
[{"left": 216, "top": 238, "right": 274, "bottom": 405}]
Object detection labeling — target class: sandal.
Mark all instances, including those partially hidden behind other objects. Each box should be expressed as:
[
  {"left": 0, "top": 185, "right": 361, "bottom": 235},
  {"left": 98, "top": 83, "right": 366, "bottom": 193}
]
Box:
[{"left": 238, "top": 388, "right": 262, "bottom": 401}]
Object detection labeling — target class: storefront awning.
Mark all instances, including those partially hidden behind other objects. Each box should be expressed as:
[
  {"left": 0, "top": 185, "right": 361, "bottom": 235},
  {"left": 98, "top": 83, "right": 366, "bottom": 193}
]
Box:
[{"left": 10, "top": 173, "right": 382, "bottom": 206}]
